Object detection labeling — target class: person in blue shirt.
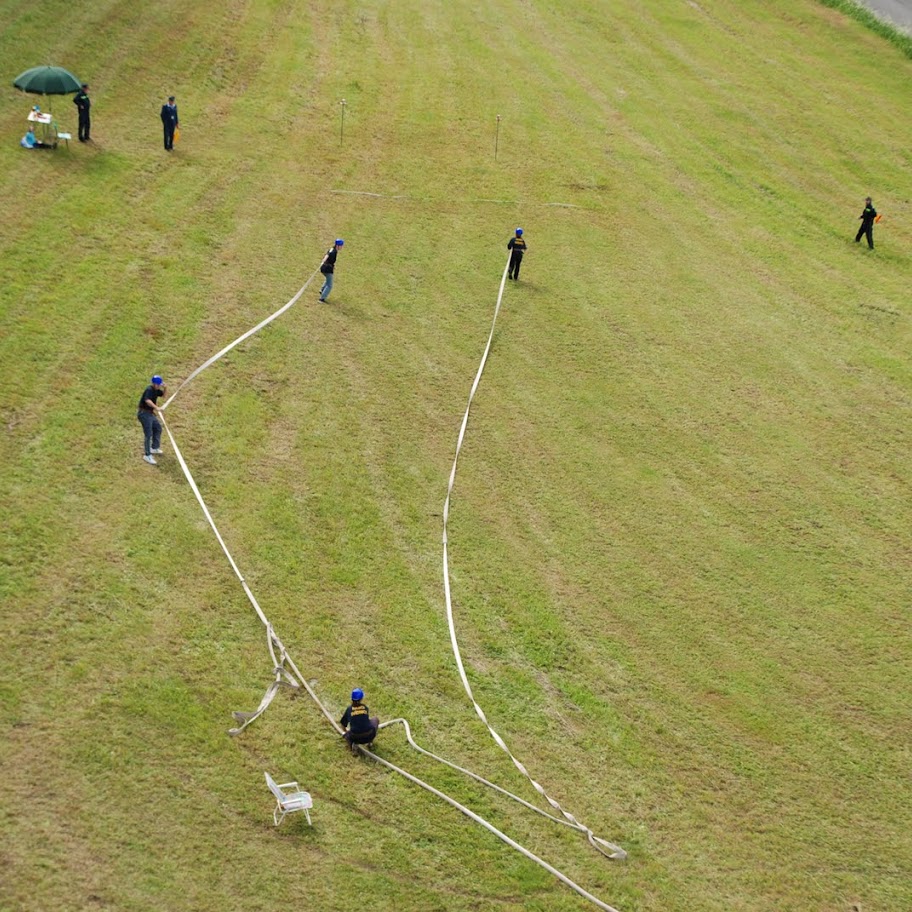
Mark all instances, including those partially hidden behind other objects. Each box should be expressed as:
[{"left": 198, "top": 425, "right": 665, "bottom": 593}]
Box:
[{"left": 20, "top": 128, "right": 52, "bottom": 149}]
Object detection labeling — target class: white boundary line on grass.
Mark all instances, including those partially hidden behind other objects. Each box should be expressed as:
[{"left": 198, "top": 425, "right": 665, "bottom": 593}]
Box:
[{"left": 157, "top": 254, "right": 625, "bottom": 912}]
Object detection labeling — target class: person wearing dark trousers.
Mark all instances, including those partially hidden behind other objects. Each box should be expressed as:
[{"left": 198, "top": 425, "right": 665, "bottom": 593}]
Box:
[
  {"left": 160, "top": 96, "right": 179, "bottom": 150},
  {"left": 507, "top": 227, "right": 527, "bottom": 280},
  {"left": 319, "top": 239, "right": 344, "bottom": 302},
  {"left": 20, "top": 128, "right": 54, "bottom": 149},
  {"left": 855, "top": 197, "right": 877, "bottom": 249},
  {"left": 137, "top": 375, "right": 166, "bottom": 465},
  {"left": 340, "top": 688, "right": 379, "bottom": 752},
  {"left": 73, "top": 84, "right": 91, "bottom": 142}
]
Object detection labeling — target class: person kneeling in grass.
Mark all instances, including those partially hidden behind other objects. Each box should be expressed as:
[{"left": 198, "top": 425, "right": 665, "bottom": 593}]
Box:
[{"left": 340, "top": 687, "right": 379, "bottom": 752}]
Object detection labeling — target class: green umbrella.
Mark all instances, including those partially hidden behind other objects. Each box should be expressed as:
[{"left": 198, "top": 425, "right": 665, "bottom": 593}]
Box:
[{"left": 13, "top": 65, "right": 81, "bottom": 98}]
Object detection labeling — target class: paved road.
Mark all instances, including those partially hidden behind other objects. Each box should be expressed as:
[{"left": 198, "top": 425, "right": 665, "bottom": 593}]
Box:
[{"left": 860, "top": 0, "right": 912, "bottom": 30}]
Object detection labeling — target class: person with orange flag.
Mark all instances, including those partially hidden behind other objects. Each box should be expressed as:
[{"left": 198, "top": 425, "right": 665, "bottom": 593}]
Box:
[{"left": 855, "top": 196, "right": 878, "bottom": 250}]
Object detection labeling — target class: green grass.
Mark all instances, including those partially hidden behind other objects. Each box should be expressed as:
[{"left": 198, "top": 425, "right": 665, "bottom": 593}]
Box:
[
  {"left": 1, "top": 1, "right": 911, "bottom": 910},
  {"left": 819, "top": 0, "right": 912, "bottom": 58}
]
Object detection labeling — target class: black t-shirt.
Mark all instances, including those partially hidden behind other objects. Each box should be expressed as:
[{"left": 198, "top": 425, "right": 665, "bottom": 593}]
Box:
[
  {"left": 321, "top": 248, "right": 337, "bottom": 274},
  {"left": 74, "top": 91, "right": 90, "bottom": 111},
  {"left": 138, "top": 385, "right": 163, "bottom": 412},
  {"left": 860, "top": 204, "right": 877, "bottom": 225},
  {"left": 340, "top": 702, "right": 372, "bottom": 734},
  {"left": 508, "top": 237, "right": 527, "bottom": 254}
]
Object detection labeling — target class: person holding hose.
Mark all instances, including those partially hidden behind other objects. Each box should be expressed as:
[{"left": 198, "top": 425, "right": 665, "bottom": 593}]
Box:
[
  {"left": 507, "top": 227, "right": 527, "bottom": 280},
  {"left": 340, "top": 687, "right": 379, "bottom": 752},
  {"left": 137, "top": 375, "right": 166, "bottom": 465},
  {"left": 319, "top": 239, "right": 344, "bottom": 302}
]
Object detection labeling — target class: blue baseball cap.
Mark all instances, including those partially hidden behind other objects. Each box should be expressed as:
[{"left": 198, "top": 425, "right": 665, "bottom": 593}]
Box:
[
  {"left": 151, "top": 375, "right": 163, "bottom": 385},
  {"left": 351, "top": 688, "right": 364, "bottom": 701},
  {"left": 515, "top": 228, "right": 523, "bottom": 236},
  {"left": 335, "top": 238, "right": 344, "bottom": 246}
]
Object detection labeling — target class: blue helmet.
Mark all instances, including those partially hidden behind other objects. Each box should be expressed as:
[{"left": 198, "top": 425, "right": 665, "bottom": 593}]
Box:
[
  {"left": 335, "top": 238, "right": 345, "bottom": 246},
  {"left": 351, "top": 688, "right": 364, "bottom": 701},
  {"left": 515, "top": 228, "right": 523, "bottom": 236},
  {"left": 151, "top": 375, "right": 163, "bottom": 385}
]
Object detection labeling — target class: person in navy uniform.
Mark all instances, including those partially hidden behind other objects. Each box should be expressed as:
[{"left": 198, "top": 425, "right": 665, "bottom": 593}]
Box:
[
  {"left": 137, "top": 375, "right": 166, "bottom": 465},
  {"left": 340, "top": 687, "right": 379, "bottom": 751},
  {"left": 73, "top": 84, "right": 91, "bottom": 142},
  {"left": 855, "top": 197, "right": 877, "bottom": 250},
  {"left": 319, "top": 238, "right": 344, "bottom": 302},
  {"left": 507, "top": 227, "right": 527, "bottom": 280},
  {"left": 160, "top": 95, "right": 179, "bottom": 151}
]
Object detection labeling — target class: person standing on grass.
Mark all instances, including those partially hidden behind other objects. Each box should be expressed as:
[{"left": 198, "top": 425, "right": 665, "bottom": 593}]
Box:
[
  {"left": 340, "top": 687, "right": 379, "bottom": 751},
  {"left": 507, "top": 227, "right": 527, "bottom": 280},
  {"left": 160, "top": 95, "right": 179, "bottom": 151},
  {"left": 319, "top": 239, "right": 344, "bottom": 302},
  {"left": 137, "top": 375, "right": 166, "bottom": 465},
  {"left": 73, "top": 84, "right": 91, "bottom": 142},
  {"left": 855, "top": 197, "right": 877, "bottom": 250}
]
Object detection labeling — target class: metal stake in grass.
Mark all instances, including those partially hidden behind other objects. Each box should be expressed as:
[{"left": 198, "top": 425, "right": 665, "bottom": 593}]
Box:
[
  {"left": 494, "top": 114, "right": 501, "bottom": 161},
  {"left": 339, "top": 98, "right": 347, "bottom": 147}
]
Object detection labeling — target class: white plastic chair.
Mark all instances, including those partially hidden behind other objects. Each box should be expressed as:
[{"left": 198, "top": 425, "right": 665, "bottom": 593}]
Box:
[{"left": 264, "top": 772, "right": 313, "bottom": 826}]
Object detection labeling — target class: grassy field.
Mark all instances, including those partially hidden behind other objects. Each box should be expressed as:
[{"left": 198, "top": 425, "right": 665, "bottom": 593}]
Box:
[{"left": 2, "top": 1, "right": 911, "bottom": 910}]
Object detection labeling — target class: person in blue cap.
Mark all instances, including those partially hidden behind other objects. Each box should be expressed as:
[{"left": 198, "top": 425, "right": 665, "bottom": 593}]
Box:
[
  {"left": 319, "top": 239, "right": 344, "bottom": 302},
  {"left": 507, "top": 228, "right": 527, "bottom": 280},
  {"left": 340, "top": 687, "right": 379, "bottom": 751},
  {"left": 137, "top": 375, "right": 167, "bottom": 465}
]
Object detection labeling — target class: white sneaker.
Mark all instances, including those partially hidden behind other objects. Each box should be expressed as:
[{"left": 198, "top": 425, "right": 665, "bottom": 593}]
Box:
[
  {"left": 143, "top": 455, "right": 157, "bottom": 465},
  {"left": 150, "top": 448, "right": 163, "bottom": 455}
]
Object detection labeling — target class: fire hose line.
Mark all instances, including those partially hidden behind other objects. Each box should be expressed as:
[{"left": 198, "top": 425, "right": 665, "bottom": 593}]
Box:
[{"left": 158, "top": 251, "right": 626, "bottom": 911}]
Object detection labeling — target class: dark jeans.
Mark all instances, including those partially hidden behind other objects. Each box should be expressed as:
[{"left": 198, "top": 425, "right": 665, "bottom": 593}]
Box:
[
  {"left": 508, "top": 252, "right": 523, "bottom": 279},
  {"left": 344, "top": 717, "right": 379, "bottom": 745},
  {"left": 163, "top": 122, "right": 176, "bottom": 150},
  {"left": 138, "top": 410, "right": 162, "bottom": 456},
  {"left": 855, "top": 223, "right": 874, "bottom": 249},
  {"left": 78, "top": 112, "right": 90, "bottom": 141}
]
